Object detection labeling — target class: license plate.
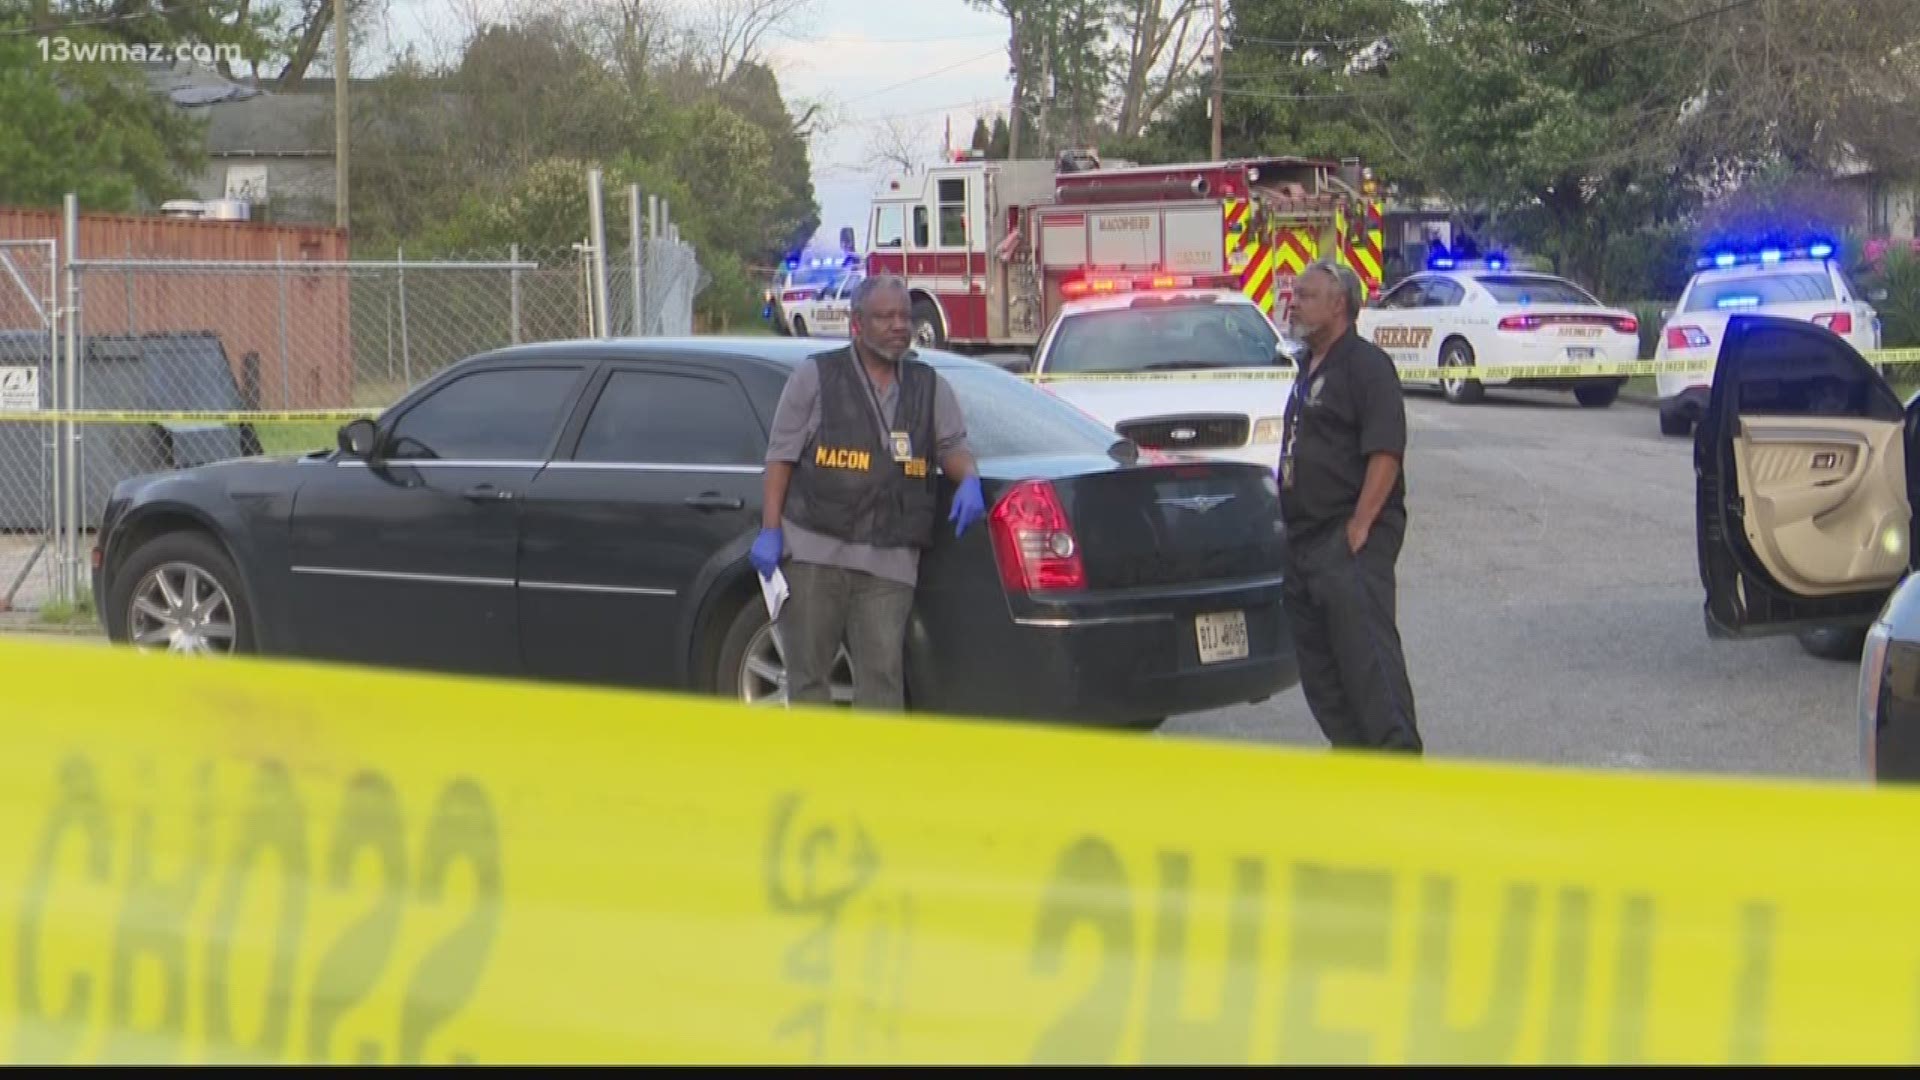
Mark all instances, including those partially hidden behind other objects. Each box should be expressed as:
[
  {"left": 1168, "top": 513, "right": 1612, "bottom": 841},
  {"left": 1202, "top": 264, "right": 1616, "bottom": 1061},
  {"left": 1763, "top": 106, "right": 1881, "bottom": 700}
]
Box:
[
  {"left": 1566, "top": 347, "right": 1596, "bottom": 360},
  {"left": 1196, "top": 610, "right": 1249, "bottom": 664}
]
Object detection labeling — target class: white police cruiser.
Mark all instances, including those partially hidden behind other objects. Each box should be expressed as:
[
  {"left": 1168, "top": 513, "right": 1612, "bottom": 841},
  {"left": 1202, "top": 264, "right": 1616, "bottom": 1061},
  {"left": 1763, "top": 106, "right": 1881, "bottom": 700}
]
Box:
[
  {"left": 767, "top": 256, "right": 862, "bottom": 338},
  {"left": 1357, "top": 253, "right": 1641, "bottom": 407},
  {"left": 1026, "top": 273, "right": 1303, "bottom": 469},
  {"left": 1655, "top": 240, "right": 1884, "bottom": 436}
]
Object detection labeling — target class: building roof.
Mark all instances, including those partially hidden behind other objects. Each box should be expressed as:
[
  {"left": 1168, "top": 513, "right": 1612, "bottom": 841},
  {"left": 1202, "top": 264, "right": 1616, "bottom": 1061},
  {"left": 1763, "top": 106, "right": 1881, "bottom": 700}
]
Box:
[{"left": 139, "top": 60, "right": 333, "bottom": 157}]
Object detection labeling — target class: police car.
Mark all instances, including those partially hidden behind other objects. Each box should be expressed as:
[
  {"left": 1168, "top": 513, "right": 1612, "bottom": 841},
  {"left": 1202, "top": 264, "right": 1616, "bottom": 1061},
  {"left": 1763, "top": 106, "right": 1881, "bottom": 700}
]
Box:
[
  {"left": 1027, "top": 273, "right": 1303, "bottom": 469},
  {"left": 1358, "top": 255, "right": 1640, "bottom": 407},
  {"left": 1655, "top": 241, "right": 1884, "bottom": 436},
  {"left": 765, "top": 256, "right": 861, "bottom": 337}
]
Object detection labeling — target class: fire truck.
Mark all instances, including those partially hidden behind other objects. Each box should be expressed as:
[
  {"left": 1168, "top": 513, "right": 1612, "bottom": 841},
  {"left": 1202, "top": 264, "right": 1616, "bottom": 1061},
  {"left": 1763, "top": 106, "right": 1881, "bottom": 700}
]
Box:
[{"left": 863, "top": 149, "right": 1387, "bottom": 353}]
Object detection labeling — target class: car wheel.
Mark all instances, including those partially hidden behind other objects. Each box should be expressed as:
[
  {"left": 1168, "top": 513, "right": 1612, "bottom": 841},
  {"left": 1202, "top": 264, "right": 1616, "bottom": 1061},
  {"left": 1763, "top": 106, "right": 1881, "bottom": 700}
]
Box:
[
  {"left": 105, "top": 531, "right": 255, "bottom": 655},
  {"left": 713, "top": 597, "right": 855, "bottom": 706},
  {"left": 1439, "top": 338, "right": 1484, "bottom": 404},
  {"left": 1574, "top": 382, "right": 1620, "bottom": 408},
  {"left": 911, "top": 299, "right": 946, "bottom": 349},
  {"left": 792, "top": 314, "right": 808, "bottom": 337},
  {"left": 1797, "top": 625, "right": 1867, "bottom": 662},
  {"left": 1659, "top": 408, "right": 1692, "bottom": 437}
]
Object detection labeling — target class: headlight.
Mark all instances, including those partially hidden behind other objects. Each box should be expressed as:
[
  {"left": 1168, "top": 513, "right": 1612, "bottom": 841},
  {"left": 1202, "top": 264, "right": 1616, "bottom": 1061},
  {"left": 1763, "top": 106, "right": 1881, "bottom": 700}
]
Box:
[
  {"left": 1250, "top": 416, "right": 1284, "bottom": 443},
  {"left": 1860, "top": 619, "right": 1894, "bottom": 780}
]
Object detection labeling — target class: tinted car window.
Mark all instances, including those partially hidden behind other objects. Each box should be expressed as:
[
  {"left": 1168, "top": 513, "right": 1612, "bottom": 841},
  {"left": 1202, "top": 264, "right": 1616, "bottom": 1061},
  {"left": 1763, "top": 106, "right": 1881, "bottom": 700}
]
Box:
[
  {"left": 1733, "top": 323, "right": 1902, "bottom": 421},
  {"left": 387, "top": 367, "right": 580, "bottom": 461},
  {"left": 1422, "top": 280, "right": 1467, "bottom": 307},
  {"left": 1044, "top": 302, "right": 1280, "bottom": 374},
  {"left": 939, "top": 365, "right": 1124, "bottom": 457},
  {"left": 1474, "top": 275, "right": 1599, "bottom": 305},
  {"left": 574, "top": 370, "right": 763, "bottom": 465},
  {"left": 1686, "top": 272, "right": 1835, "bottom": 311}
]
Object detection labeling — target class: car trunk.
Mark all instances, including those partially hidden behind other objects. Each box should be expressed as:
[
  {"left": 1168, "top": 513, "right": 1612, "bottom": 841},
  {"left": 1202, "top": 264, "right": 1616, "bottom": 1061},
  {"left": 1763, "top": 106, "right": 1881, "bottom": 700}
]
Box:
[{"left": 983, "top": 454, "right": 1284, "bottom": 591}]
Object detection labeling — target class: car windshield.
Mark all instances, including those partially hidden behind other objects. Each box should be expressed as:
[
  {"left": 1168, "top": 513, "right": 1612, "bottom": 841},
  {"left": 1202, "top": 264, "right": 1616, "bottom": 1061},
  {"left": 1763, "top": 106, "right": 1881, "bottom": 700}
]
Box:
[
  {"left": 938, "top": 364, "right": 1123, "bottom": 458},
  {"left": 1043, "top": 301, "right": 1281, "bottom": 375},
  {"left": 1474, "top": 275, "right": 1601, "bottom": 305},
  {"left": 1684, "top": 271, "right": 1835, "bottom": 311}
]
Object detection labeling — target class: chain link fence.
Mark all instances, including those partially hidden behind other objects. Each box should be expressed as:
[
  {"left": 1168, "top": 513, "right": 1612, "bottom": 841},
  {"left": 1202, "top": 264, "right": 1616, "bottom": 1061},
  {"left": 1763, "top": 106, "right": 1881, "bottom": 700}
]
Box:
[{"left": 2, "top": 205, "right": 706, "bottom": 613}]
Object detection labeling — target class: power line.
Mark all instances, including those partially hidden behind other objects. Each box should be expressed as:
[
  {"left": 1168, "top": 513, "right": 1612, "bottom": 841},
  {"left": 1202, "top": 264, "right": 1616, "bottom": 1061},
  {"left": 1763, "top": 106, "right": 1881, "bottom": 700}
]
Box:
[{"left": 834, "top": 47, "right": 1007, "bottom": 107}]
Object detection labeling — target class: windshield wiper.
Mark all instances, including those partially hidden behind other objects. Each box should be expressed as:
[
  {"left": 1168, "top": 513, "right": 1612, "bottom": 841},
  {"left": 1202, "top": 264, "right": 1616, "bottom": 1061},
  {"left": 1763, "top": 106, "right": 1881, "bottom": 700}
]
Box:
[{"left": 1139, "top": 360, "right": 1233, "bottom": 371}]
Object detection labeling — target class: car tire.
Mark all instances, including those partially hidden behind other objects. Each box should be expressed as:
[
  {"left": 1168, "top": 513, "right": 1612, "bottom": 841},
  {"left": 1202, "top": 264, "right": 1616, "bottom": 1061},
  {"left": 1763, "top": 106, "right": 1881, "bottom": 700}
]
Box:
[
  {"left": 1574, "top": 382, "right": 1620, "bottom": 408},
  {"left": 712, "top": 593, "right": 856, "bottom": 706},
  {"left": 911, "top": 299, "right": 946, "bottom": 349},
  {"left": 1439, "top": 338, "right": 1484, "bottom": 404},
  {"left": 1659, "top": 408, "right": 1692, "bottom": 437},
  {"left": 104, "top": 530, "right": 256, "bottom": 655},
  {"left": 792, "top": 314, "right": 808, "bottom": 337},
  {"left": 1797, "top": 625, "right": 1868, "bottom": 662}
]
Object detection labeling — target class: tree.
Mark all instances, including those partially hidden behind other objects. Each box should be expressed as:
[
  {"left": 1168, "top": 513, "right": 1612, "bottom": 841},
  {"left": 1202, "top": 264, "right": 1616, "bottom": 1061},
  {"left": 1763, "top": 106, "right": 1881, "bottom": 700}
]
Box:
[
  {"left": 0, "top": 29, "right": 206, "bottom": 210},
  {"left": 988, "top": 115, "right": 1011, "bottom": 158},
  {"left": 864, "top": 116, "right": 933, "bottom": 175},
  {"left": 675, "top": 0, "right": 816, "bottom": 84},
  {"left": 970, "top": 116, "right": 993, "bottom": 154},
  {"left": 1108, "top": 0, "right": 1210, "bottom": 141},
  {"left": 971, "top": 0, "right": 1113, "bottom": 156}
]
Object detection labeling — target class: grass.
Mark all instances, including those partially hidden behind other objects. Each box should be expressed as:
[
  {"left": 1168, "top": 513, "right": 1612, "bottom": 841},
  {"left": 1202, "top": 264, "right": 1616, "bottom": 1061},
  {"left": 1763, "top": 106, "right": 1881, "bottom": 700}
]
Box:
[{"left": 36, "top": 592, "right": 95, "bottom": 626}]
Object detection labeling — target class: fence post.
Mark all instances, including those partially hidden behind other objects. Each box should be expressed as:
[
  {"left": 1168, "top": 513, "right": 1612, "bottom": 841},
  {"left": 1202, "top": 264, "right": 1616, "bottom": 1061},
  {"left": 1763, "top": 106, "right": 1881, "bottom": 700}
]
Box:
[
  {"left": 510, "top": 242, "right": 522, "bottom": 344},
  {"left": 628, "top": 184, "right": 643, "bottom": 337},
  {"left": 398, "top": 244, "right": 412, "bottom": 384},
  {"left": 588, "top": 168, "right": 611, "bottom": 338},
  {"left": 276, "top": 242, "right": 292, "bottom": 409},
  {"left": 61, "top": 193, "right": 79, "bottom": 605}
]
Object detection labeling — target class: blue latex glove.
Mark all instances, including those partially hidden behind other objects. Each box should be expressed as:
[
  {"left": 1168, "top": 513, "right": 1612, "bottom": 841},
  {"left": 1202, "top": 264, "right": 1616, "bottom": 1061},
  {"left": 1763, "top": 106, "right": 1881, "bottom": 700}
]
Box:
[
  {"left": 749, "top": 526, "right": 783, "bottom": 579},
  {"left": 949, "top": 475, "right": 985, "bottom": 537}
]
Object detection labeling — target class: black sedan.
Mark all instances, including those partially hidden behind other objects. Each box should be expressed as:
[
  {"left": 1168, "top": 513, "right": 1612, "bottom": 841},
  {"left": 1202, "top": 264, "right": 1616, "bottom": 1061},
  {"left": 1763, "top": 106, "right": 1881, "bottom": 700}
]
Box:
[
  {"left": 1692, "top": 313, "right": 1918, "bottom": 778},
  {"left": 92, "top": 337, "right": 1300, "bottom": 728}
]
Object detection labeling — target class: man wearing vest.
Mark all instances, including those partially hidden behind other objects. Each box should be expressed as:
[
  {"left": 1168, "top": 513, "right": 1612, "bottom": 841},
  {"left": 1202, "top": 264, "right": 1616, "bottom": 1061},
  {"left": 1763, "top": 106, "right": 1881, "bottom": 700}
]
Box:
[{"left": 754, "top": 275, "right": 984, "bottom": 709}]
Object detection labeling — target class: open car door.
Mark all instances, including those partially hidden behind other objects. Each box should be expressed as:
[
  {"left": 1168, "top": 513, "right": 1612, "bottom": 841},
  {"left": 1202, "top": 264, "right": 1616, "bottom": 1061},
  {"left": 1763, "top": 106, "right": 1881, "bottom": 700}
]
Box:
[{"left": 1697, "top": 314, "right": 1912, "bottom": 637}]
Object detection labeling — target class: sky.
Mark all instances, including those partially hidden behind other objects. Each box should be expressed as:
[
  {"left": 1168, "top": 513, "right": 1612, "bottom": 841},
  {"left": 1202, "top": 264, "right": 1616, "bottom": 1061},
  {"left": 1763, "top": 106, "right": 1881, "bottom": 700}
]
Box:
[
  {"left": 363, "top": 0, "right": 1015, "bottom": 252},
  {"left": 761, "top": 0, "right": 1014, "bottom": 251}
]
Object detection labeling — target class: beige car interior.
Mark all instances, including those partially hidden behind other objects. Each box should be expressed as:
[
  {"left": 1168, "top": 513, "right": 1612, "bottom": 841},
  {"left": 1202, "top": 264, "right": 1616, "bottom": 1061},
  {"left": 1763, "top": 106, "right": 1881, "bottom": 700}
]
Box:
[{"left": 1733, "top": 415, "right": 1910, "bottom": 597}]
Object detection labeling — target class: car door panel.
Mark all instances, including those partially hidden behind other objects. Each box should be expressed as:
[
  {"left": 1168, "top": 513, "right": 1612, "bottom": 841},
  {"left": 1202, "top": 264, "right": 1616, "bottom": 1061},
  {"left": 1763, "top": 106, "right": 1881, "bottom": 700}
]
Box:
[
  {"left": 285, "top": 363, "right": 587, "bottom": 674},
  {"left": 518, "top": 364, "right": 767, "bottom": 688},
  {"left": 1732, "top": 417, "right": 1907, "bottom": 595},
  {"left": 1697, "top": 315, "right": 1908, "bottom": 636}
]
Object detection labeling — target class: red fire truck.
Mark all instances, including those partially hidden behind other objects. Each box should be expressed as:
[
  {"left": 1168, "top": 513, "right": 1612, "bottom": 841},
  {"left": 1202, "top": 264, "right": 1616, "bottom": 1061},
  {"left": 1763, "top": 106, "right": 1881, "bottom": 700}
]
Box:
[{"left": 863, "top": 149, "right": 1386, "bottom": 353}]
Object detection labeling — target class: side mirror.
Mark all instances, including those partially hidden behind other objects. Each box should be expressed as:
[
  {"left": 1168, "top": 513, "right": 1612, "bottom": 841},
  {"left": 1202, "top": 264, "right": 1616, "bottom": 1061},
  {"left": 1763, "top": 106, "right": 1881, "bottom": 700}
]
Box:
[
  {"left": 338, "top": 418, "right": 378, "bottom": 459},
  {"left": 1277, "top": 339, "right": 1308, "bottom": 367}
]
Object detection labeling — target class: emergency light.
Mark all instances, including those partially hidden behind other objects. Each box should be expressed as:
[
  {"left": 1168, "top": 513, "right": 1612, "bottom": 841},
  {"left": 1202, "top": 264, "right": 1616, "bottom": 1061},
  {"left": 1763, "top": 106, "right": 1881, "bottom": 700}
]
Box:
[
  {"left": 1697, "top": 240, "right": 1838, "bottom": 270},
  {"left": 1060, "top": 271, "right": 1240, "bottom": 299}
]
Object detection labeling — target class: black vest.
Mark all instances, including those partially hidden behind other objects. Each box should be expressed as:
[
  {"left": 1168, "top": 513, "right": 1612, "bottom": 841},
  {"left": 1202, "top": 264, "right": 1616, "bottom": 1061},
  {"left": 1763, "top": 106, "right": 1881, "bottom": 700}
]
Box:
[{"left": 786, "top": 347, "right": 940, "bottom": 549}]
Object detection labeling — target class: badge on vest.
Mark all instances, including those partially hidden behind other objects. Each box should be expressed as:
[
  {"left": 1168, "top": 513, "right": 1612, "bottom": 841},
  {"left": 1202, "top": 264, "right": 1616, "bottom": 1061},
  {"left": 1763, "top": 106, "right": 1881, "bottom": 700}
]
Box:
[{"left": 890, "top": 430, "right": 913, "bottom": 463}]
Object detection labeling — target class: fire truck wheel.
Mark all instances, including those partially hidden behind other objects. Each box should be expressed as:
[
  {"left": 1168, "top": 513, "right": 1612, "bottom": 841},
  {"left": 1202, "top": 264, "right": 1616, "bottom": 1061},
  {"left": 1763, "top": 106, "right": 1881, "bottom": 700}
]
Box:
[{"left": 912, "top": 299, "right": 946, "bottom": 348}]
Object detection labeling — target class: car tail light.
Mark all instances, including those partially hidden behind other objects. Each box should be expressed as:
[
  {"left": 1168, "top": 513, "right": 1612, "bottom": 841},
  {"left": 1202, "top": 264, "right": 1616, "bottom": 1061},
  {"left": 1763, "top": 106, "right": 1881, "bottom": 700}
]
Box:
[
  {"left": 988, "top": 479, "right": 1085, "bottom": 593},
  {"left": 781, "top": 289, "right": 815, "bottom": 303},
  {"left": 1498, "top": 313, "right": 1639, "bottom": 333},
  {"left": 1814, "top": 312, "right": 1854, "bottom": 334},
  {"left": 1498, "top": 314, "right": 1541, "bottom": 331},
  {"left": 1666, "top": 326, "right": 1711, "bottom": 349},
  {"left": 1613, "top": 315, "right": 1638, "bottom": 334}
]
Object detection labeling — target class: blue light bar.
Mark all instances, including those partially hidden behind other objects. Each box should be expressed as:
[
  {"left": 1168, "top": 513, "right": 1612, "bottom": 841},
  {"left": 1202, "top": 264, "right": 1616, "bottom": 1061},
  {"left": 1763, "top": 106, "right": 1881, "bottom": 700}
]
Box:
[
  {"left": 1429, "top": 256, "right": 1456, "bottom": 270},
  {"left": 1485, "top": 254, "right": 1507, "bottom": 270},
  {"left": 1810, "top": 241, "right": 1835, "bottom": 259},
  {"left": 1716, "top": 295, "right": 1762, "bottom": 309},
  {"left": 1760, "top": 248, "right": 1782, "bottom": 264},
  {"left": 1714, "top": 252, "right": 1737, "bottom": 268}
]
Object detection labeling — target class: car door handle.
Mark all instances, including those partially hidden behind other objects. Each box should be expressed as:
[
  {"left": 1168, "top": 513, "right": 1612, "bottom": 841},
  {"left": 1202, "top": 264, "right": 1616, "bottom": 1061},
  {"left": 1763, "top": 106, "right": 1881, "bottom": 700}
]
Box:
[
  {"left": 684, "top": 492, "right": 745, "bottom": 511},
  {"left": 463, "top": 483, "right": 516, "bottom": 502}
]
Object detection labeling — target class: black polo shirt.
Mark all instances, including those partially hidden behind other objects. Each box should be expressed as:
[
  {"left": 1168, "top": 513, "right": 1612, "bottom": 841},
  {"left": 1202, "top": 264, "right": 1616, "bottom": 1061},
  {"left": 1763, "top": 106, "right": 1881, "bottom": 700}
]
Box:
[{"left": 1279, "top": 325, "right": 1408, "bottom": 540}]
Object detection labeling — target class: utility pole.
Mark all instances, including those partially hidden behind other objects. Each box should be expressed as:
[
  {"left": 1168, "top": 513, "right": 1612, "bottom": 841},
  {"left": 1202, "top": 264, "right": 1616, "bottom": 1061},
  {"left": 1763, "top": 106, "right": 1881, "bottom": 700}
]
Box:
[
  {"left": 334, "top": 0, "right": 349, "bottom": 230},
  {"left": 1210, "top": 0, "right": 1224, "bottom": 160}
]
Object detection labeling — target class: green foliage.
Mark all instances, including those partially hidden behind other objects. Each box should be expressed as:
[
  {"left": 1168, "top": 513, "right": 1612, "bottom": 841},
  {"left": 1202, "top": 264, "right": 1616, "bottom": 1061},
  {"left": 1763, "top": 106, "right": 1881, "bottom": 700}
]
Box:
[
  {"left": 0, "top": 29, "right": 207, "bottom": 210},
  {"left": 1866, "top": 247, "right": 1920, "bottom": 350}
]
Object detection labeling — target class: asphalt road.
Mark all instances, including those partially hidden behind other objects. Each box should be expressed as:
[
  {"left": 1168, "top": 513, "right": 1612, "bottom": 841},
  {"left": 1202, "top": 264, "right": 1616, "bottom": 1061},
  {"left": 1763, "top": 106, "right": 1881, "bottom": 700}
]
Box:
[{"left": 1165, "top": 387, "right": 1865, "bottom": 783}]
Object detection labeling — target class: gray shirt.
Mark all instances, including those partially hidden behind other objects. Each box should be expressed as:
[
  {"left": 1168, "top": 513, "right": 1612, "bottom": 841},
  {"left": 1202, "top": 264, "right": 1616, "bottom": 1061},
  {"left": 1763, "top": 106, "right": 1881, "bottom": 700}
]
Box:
[{"left": 765, "top": 350, "right": 972, "bottom": 586}]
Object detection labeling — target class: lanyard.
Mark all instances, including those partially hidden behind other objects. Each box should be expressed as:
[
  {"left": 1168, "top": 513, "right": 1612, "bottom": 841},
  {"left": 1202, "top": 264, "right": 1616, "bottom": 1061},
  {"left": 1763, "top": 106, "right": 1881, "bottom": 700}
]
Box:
[{"left": 850, "top": 346, "right": 896, "bottom": 441}]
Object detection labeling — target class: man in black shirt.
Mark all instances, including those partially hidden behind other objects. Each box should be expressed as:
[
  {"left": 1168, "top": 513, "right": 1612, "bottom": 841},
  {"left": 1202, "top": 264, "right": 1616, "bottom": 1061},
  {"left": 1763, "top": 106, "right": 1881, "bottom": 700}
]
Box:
[{"left": 1278, "top": 262, "right": 1422, "bottom": 753}]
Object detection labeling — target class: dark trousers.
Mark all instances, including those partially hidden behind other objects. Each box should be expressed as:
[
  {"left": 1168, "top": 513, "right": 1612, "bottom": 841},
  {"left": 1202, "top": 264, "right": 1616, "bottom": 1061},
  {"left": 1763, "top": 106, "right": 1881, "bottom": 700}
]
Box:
[
  {"left": 781, "top": 560, "right": 915, "bottom": 710},
  {"left": 1280, "top": 512, "right": 1422, "bottom": 752}
]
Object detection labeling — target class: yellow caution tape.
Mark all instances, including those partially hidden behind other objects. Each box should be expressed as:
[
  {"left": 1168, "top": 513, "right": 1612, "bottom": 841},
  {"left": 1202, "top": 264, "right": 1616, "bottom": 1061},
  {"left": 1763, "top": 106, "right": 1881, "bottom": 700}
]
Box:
[
  {"left": 6, "top": 633, "right": 1920, "bottom": 1063},
  {"left": 0, "top": 409, "right": 376, "bottom": 424},
  {"left": 1023, "top": 349, "right": 1920, "bottom": 385}
]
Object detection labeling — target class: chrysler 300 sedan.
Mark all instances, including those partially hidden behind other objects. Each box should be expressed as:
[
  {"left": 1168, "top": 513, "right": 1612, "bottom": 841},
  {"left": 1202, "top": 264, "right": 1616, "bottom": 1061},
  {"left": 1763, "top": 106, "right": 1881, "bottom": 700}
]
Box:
[{"left": 91, "top": 337, "right": 1301, "bottom": 728}]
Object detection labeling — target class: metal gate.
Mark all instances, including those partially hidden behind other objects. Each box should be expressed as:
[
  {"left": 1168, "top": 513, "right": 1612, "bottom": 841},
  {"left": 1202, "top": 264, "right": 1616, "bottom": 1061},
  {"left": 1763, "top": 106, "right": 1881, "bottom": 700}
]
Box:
[{"left": 0, "top": 239, "right": 60, "bottom": 612}]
